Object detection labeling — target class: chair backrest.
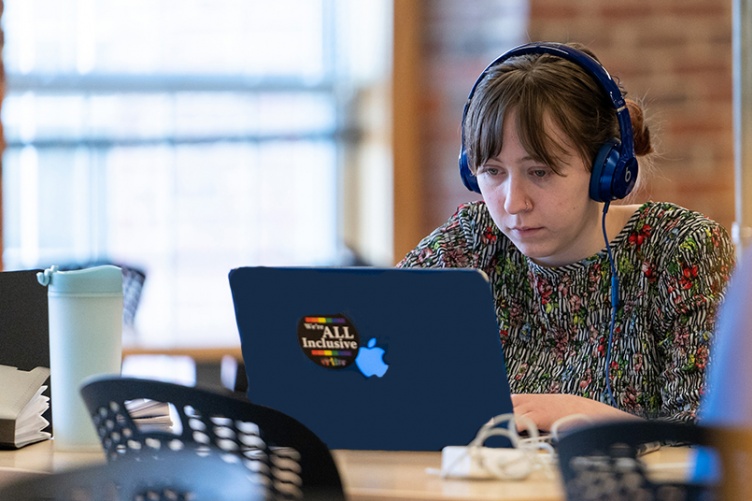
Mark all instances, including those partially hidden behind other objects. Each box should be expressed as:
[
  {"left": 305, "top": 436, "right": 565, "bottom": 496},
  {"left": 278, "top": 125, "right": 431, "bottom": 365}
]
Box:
[
  {"left": 556, "top": 420, "right": 716, "bottom": 501},
  {"left": 0, "top": 452, "right": 264, "bottom": 500},
  {"left": 80, "top": 375, "right": 345, "bottom": 501}
]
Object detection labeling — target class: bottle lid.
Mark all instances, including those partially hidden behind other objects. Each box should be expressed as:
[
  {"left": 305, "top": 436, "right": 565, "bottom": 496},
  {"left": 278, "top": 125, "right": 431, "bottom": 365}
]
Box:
[{"left": 37, "top": 265, "right": 123, "bottom": 295}]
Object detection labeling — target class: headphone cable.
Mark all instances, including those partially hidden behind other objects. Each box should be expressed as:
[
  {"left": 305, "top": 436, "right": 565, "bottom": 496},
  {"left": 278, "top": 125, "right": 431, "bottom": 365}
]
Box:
[{"left": 601, "top": 201, "right": 619, "bottom": 408}]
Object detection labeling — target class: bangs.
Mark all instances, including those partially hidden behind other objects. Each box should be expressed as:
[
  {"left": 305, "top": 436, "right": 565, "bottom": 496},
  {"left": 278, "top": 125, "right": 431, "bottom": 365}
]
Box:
[
  {"left": 515, "top": 91, "right": 572, "bottom": 173},
  {"left": 471, "top": 94, "right": 575, "bottom": 175}
]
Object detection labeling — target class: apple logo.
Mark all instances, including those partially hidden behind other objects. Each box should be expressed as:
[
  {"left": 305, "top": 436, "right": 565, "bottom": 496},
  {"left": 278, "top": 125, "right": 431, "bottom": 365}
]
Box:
[{"left": 355, "top": 338, "right": 389, "bottom": 377}]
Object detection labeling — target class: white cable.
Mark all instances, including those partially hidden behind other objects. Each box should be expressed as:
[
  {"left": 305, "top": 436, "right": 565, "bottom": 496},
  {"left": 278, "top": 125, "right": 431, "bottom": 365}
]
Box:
[
  {"left": 440, "top": 413, "right": 563, "bottom": 480},
  {"left": 438, "top": 413, "right": 598, "bottom": 480}
]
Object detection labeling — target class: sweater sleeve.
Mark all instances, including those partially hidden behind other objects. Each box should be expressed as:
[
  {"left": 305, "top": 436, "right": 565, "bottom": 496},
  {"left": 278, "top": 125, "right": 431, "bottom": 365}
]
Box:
[{"left": 653, "top": 219, "right": 735, "bottom": 422}]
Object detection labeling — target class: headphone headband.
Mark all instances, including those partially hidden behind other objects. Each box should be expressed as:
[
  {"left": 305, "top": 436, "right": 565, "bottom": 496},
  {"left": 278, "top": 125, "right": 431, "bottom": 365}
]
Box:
[{"left": 458, "top": 42, "right": 638, "bottom": 202}]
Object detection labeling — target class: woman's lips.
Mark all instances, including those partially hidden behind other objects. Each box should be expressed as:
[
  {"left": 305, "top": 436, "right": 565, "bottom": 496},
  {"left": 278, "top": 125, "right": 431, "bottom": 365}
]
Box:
[{"left": 511, "top": 226, "right": 541, "bottom": 232}]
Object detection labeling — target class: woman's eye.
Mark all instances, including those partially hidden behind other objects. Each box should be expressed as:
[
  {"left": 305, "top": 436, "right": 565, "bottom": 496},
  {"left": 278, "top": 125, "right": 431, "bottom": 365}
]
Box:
[
  {"left": 531, "top": 168, "right": 549, "bottom": 178},
  {"left": 479, "top": 166, "right": 500, "bottom": 176}
]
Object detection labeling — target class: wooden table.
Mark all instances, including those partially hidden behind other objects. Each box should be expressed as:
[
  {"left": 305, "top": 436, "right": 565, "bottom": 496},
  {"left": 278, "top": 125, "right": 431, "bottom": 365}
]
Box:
[
  {"left": 0, "top": 441, "right": 104, "bottom": 488},
  {"left": 0, "top": 440, "right": 692, "bottom": 501}
]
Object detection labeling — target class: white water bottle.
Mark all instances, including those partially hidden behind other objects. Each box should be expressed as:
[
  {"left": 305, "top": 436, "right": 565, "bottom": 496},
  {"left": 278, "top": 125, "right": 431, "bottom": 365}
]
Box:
[{"left": 37, "top": 265, "right": 123, "bottom": 450}]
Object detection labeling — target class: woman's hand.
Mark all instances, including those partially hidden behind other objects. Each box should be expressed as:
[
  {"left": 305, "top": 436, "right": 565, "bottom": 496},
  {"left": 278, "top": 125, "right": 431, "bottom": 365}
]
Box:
[{"left": 511, "top": 393, "right": 641, "bottom": 432}]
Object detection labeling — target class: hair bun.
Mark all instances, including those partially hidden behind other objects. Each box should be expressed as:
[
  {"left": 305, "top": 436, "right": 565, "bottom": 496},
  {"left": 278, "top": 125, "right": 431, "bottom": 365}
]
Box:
[{"left": 626, "top": 99, "right": 653, "bottom": 156}]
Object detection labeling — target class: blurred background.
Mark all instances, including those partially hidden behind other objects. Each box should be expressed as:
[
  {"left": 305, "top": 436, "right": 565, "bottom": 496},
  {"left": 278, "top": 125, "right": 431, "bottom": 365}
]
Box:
[{"left": 0, "top": 0, "right": 736, "bottom": 351}]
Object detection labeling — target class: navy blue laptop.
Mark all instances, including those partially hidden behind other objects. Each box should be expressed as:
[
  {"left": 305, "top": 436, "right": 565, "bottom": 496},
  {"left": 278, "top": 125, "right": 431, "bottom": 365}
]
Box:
[{"left": 228, "top": 266, "right": 513, "bottom": 451}]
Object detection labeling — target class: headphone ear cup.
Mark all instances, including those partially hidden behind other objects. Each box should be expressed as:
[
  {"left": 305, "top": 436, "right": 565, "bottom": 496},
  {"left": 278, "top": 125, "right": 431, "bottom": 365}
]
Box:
[
  {"left": 459, "top": 148, "right": 481, "bottom": 193},
  {"left": 589, "top": 140, "right": 637, "bottom": 202}
]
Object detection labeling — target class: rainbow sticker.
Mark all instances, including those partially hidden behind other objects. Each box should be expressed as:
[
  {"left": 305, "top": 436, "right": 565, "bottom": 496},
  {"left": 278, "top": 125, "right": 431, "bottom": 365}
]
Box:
[{"left": 297, "top": 314, "right": 360, "bottom": 369}]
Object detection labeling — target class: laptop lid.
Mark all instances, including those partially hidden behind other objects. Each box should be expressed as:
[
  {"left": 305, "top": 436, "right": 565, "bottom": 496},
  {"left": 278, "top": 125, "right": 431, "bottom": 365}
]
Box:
[{"left": 228, "top": 266, "right": 513, "bottom": 451}]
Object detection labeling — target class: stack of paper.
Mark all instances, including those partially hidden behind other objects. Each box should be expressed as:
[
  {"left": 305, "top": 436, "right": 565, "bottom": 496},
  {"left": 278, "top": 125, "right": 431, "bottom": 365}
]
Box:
[
  {"left": 125, "top": 398, "right": 174, "bottom": 433},
  {"left": 0, "top": 365, "right": 51, "bottom": 448}
]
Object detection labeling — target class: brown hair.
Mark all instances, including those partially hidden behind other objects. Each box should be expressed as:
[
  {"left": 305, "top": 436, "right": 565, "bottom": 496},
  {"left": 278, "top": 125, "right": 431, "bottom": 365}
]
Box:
[{"left": 463, "top": 43, "right": 653, "bottom": 176}]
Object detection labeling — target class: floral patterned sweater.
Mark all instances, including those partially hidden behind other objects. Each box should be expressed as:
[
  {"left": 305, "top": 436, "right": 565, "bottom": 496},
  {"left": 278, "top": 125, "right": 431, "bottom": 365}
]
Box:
[{"left": 398, "top": 201, "right": 735, "bottom": 422}]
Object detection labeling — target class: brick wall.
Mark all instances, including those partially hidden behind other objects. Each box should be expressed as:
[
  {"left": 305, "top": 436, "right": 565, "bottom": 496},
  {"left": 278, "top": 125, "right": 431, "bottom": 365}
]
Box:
[{"left": 413, "top": 0, "right": 734, "bottom": 247}]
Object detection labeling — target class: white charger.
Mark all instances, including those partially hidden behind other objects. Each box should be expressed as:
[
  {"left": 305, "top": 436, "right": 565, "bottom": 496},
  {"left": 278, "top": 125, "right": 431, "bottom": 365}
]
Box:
[{"left": 441, "top": 445, "right": 533, "bottom": 480}]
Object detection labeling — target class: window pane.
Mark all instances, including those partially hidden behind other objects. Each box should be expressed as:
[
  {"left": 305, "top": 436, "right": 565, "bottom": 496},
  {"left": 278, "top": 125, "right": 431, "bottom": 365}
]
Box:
[
  {"left": 103, "top": 141, "right": 338, "bottom": 345},
  {"left": 0, "top": 0, "right": 370, "bottom": 348},
  {"left": 3, "top": 0, "right": 327, "bottom": 78}
]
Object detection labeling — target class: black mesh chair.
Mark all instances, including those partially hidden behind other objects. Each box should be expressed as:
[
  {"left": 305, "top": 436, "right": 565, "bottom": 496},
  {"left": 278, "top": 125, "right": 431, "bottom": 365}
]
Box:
[
  {"left": 0, "top": 452, "right": 263, "bottom": 500},
  {"left": 556, "top": 419, "right": 752, "bottom": 501},
  {"left": 80, "top": 375, "right": 345, "bottom": 501}
]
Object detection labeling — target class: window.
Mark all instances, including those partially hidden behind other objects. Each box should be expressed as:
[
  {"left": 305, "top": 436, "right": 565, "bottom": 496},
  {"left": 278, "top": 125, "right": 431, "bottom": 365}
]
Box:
[{"left": 2, "top": 0, "right": 392, "bottom": 348}]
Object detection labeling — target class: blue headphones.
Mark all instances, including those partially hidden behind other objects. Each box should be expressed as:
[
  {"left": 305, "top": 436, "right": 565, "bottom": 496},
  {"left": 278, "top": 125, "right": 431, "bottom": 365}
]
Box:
[{"left": 458, "top": 42, "right": 638, "bottom": 203}]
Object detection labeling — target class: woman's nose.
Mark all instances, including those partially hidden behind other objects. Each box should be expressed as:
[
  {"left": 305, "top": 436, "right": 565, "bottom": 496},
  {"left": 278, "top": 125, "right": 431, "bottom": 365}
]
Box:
[{"left": 504, "top": 178, "right": 532, "bottom": 214}]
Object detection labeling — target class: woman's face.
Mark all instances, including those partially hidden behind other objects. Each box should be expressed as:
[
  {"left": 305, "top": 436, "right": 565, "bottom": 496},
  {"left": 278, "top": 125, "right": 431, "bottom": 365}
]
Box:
[{"left": 476, "top": 109, "right": 604, "bottom": 267}]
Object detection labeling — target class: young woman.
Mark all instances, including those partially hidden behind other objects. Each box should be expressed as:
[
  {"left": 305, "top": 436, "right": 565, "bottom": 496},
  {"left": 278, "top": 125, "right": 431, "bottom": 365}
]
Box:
[{"left": 398, "top": 42, "right": 735, "bottom": 431}]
